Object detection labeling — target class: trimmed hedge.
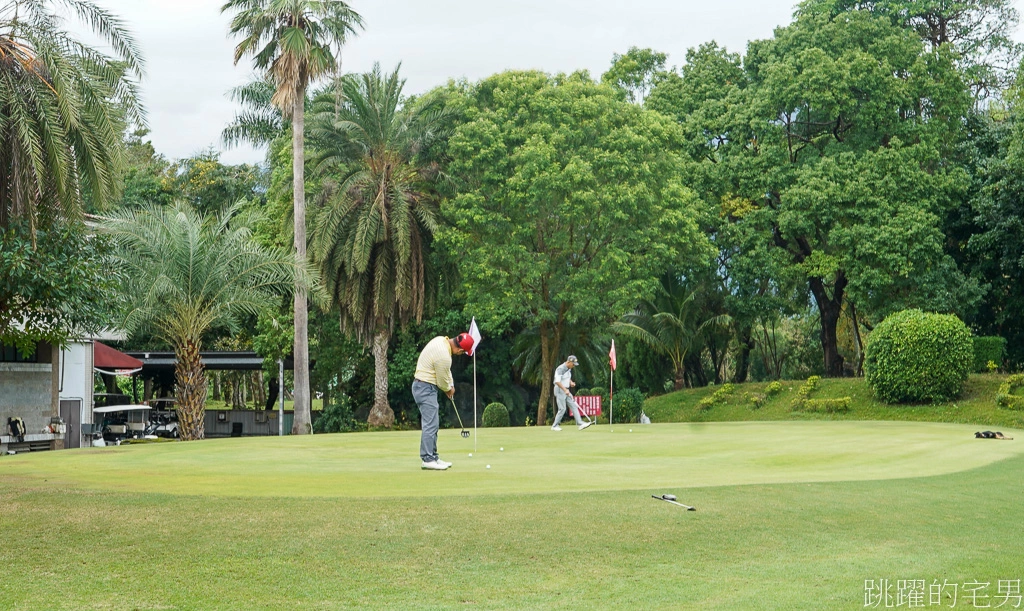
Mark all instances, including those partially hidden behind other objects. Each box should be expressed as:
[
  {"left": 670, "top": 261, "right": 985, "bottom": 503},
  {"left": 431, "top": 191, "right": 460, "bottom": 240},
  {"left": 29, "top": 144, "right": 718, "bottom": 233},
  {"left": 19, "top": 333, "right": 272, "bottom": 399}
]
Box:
[
  {"left": 698, "top": 383, "right": 734, "bottom": 410},
  {"left": 791, "top": 376, "right": 821, "bottom": 410},
  {"left": 612, "top": 388, "right": 644, "bottom": 423},
  {"left": 482, "top": 402, "right": 510, "bottom": 427},
  {"left": 865, "top": 309, "right": 973, "bottom": 404},
  {"left": 973, "top": 336, "right": 1007, "bottom": 373},
  {"left": 996, "top": 374, "right": 1024, "bottom": 410},
  {"left": 801, "top": 398, "right": 852, "bottom": 413}
]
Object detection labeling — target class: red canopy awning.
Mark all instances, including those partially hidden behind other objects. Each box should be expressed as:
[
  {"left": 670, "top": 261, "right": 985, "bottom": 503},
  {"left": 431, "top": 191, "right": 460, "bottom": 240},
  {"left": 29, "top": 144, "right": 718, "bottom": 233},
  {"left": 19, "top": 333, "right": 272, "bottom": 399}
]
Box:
[{"left": 94, "top": 341, "right": 144, "bottom": 370}]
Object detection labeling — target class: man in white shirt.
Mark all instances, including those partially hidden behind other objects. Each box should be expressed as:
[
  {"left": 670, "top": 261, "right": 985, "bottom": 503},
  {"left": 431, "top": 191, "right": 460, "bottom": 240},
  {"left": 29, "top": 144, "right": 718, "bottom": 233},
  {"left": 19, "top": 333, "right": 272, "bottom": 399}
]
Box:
[{"left": 552, "top": 355, "right": 593, "bottom": 431}]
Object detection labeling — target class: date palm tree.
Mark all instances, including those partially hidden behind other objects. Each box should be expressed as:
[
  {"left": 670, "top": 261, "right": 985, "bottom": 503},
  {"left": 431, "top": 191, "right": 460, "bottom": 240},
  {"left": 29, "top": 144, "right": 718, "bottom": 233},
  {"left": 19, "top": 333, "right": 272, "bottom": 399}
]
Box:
[
  {"left": 222, "top": 0, "right": 362, "bottom": 434},
  {"left": 310, "top": 64, "right": 447, "bottom": 428},
  {"left": 0, "top": 0, "right": 144, "bottom": 231},
  {"left": 102, "top": 203, "right": 297, "bottom": 440}
]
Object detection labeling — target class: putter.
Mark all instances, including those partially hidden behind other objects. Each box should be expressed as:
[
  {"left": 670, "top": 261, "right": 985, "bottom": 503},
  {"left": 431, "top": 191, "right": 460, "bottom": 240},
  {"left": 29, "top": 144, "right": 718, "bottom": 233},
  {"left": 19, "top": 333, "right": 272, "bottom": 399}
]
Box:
[
  {"left": 449, "top": 397, "right": 470, "bottom": 438},
  {"left": 652, "top": 494, "right": 696, "bottom": 511}
]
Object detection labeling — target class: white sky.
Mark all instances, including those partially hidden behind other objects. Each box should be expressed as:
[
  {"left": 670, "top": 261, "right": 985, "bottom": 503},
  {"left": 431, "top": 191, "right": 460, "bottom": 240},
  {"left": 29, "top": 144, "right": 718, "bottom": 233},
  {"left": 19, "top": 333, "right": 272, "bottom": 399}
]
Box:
[{"left": 67, "top": 0, "right": 998, "bottom": 165}]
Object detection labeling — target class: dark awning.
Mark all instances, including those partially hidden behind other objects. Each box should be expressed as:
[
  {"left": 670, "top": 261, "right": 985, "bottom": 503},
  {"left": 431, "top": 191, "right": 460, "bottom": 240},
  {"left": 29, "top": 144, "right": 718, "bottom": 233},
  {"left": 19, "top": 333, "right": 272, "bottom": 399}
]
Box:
[{"left": 94, "top": 341, "right": 144, "bottom": 370}]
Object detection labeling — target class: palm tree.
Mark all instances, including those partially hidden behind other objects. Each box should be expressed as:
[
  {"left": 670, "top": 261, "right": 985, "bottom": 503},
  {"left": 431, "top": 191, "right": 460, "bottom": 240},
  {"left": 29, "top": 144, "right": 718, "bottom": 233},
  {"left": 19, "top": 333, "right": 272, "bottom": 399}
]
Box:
[
  {"left": 309, "top": 64, "right": 447, "bottom": 428},
  {"left": 102, "top": 203, "right": 297, "bottom": 440},
  {"left": 613, "top": 275, "right": 731, "bottom": 390},
  {"left": 222, "top": 0, "right": 363, "bottom": 434},
  {"left": 0, "top": 0, "right": 144, "bottom": 231},
  {"left": 222, "top": 76, "right": 284, "bottom": 149}
]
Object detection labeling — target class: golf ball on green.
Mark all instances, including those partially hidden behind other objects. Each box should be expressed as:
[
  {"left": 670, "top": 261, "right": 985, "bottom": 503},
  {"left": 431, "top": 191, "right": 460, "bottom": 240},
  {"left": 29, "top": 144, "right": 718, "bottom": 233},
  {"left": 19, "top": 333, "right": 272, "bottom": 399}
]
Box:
[
  {"left": 629, "top": 429, "right": 633, "bottom": 432},
  {"left": 500, "top": 447, "right": 504, "bottom": 451},
  {"left": 468, "top": 453, "right": 472, "bottom": 457},
  {"left": 486, "top": 465, "right": 491, "bottom": 469}
]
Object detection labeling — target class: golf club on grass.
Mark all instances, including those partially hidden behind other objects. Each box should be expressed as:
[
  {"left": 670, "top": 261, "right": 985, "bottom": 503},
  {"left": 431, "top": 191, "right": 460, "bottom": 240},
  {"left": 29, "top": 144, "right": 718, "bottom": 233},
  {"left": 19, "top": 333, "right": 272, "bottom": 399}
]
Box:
[
  {"left": 449, "top": 397, "right": 470, "bottom": 438},
  {"left": 652, "top": 494, "right": 696, "bottom": 511}
]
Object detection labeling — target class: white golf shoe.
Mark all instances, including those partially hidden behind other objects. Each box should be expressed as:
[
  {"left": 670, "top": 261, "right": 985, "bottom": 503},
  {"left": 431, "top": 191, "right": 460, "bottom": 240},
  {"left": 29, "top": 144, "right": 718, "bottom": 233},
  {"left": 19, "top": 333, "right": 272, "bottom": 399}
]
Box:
[
  {"left": 421, "top": 460, "right": 449, "bottom": 470},
  {"left": 578, "top": 421, "right": 593, "bottom": 431},
  {"left": 551, "top": 425, "right": 562, "bottom": 431},
  {"left": 436, "top": 459, "right": 452, "bottom": 469}
]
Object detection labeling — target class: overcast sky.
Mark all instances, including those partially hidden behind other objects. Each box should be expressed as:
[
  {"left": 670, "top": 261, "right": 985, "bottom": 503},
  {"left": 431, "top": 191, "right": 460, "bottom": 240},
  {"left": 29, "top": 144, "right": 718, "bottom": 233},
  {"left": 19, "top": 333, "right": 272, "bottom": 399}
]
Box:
[{"left": 66, "top": 1, "right": 971, "bottom": 164}]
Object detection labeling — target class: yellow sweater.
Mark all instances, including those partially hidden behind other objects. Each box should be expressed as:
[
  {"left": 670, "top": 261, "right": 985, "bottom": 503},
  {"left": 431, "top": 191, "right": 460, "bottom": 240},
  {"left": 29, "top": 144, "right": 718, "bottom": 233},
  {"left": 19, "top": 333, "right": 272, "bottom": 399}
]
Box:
[{"left": 413, "top": 336, "right": 454, "bottom": 392}]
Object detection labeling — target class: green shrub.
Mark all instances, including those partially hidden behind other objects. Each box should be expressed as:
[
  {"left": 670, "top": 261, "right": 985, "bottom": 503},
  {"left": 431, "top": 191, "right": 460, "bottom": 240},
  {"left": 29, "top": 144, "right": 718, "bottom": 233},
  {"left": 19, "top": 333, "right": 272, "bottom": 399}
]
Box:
[
  {"left": 482, "top": 402, "right": 510, "bottom": 427},
  {"left": 765, "top": 381, "right": 784, "bottom": 397},
  {"left": 313, "top": 396, "right": 359, "bottom": 433},
  {"left": 996, "top": 374, "right": 1024, "bottom": 410},
  {"left": 585, "top": 387, "right": 609, "bottom": 403},
  {"left": 698, "top": 383, "right": 735, "bottom": 410},
  {"left": 791, "top": 376, "right": 821, "bottom": 409},
  {"left": 748, "top": 393, "right": 766, "bottom": 409},
  {"left": 973, "top": 336, "right": 1007, "bottom": 373},
  {"left": 800, "top": 398, "right": 851, "bottom": 413},
  {"left": 864, "top": 309, "right": 973, "bottom": 404},
  {"left": 612, "top": 388, "right": 644, "bottom": 423}
]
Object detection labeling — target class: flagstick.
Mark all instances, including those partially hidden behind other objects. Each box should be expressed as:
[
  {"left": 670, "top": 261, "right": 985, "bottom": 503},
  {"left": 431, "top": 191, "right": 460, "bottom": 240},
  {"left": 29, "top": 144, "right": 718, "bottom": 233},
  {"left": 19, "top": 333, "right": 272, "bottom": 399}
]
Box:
[
  {"left": 473, "top": 352, "right": 477, "bottom": 453},
  {"left": 609, "top": 365, "right": 614, "bottom": 432}
]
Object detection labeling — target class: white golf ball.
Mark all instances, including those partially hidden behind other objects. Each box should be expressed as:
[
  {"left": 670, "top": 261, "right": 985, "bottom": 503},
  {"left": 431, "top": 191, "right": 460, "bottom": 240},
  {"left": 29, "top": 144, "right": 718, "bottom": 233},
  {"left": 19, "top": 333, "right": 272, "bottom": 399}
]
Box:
[
  {"left": 500, "top": 447, "right": 504, "bottom": 451},
  {"left": 486, "top": 465, "right": 491, "bottom": 469},
  {"left": 468, "top": 453, "right": 473, "bottom": 457},
  {"left": 629, "top": 429, "right": 633, "bottom": 432}
]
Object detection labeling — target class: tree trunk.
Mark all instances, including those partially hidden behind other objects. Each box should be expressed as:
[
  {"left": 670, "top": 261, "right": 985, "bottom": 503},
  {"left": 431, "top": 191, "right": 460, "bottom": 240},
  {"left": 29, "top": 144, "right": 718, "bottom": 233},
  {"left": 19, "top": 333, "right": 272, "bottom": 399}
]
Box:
[
  {"left": 174, "top": 338, "right": 206, "bottom": 441},
  {"left": 810, "top": 274, "right": 847, "bottom": 377},
  {"left": 143, "top": 378, "right": 153, "bottom": 403},
  {"left": 537, "top": 320, "right": 555, "bottom": 426},
  {"left": 733, "top": 325, "right": 755, "bottom": 383},
  {"left": 265, "top": 375, "right": 279, "bottom": 410},
  {"left": 850, "top": 302, "right": 865, "bottom": 377},
  {"left": 673, "top": 363, "right": 686, "bottom": 391},
  {"left": 212, "top": 372, "right": 221, "bottom": 402},
  {"left": 367, "top": 330, "right": 394, "bottom": 428},
  {"left": 291, "top": 88, "right": 311, "bottom": 435}
]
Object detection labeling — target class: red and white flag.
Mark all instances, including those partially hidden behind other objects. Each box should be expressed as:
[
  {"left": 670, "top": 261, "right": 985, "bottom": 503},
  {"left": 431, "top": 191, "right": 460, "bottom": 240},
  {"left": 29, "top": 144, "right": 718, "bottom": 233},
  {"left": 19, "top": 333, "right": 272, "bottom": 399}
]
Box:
[
  {"left": 609, "top": 340, "right": 617, "bottom": 371},
  {"left": 468, "top": 317, "right": 482, "bottom": 356}
]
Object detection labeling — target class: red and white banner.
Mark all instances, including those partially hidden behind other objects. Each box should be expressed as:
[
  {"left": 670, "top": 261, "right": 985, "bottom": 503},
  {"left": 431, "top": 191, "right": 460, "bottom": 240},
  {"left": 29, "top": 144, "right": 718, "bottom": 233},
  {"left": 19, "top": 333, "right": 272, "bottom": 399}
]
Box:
[{"left": 574, "top": 395, "right": 602, "bottom": 417}]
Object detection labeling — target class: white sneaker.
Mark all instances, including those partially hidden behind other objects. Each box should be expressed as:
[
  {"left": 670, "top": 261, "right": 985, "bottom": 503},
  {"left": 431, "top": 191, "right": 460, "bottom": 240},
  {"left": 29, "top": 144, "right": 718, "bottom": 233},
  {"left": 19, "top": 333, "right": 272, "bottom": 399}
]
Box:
[
  {"left": 421, "top": 460, "right": 449, "bottom": 470},
  {"left": 436, "top": 459, "right": 452, "bottom": 469},
  {"left": 551, "top": 425, "right": 562, "bottom": 431},
  {"left": 578, "top": 421, "right": 593, "bottom": 431}
]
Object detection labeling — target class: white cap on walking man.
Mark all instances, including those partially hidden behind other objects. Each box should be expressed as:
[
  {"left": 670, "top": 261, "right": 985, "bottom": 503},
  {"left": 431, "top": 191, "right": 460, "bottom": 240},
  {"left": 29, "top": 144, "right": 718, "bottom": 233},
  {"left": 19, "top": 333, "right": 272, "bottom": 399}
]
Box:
[{"left": 552, "top": 355, "right": 592, "bottom": 431}]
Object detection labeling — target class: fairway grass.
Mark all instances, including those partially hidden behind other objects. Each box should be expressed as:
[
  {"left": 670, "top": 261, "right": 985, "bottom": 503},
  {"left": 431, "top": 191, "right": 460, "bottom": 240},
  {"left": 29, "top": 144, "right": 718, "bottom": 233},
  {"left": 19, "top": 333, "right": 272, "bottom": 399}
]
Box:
[{"left": 2, "top": 422, "right": 1023, "bottom": 610}]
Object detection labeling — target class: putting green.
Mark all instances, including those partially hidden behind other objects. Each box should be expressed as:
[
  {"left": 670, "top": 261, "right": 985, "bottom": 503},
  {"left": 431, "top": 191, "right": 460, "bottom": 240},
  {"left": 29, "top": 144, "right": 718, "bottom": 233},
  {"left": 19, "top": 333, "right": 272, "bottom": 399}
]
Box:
[{"left": 2, "top": 421, "right": 1020, "bottom": 498}]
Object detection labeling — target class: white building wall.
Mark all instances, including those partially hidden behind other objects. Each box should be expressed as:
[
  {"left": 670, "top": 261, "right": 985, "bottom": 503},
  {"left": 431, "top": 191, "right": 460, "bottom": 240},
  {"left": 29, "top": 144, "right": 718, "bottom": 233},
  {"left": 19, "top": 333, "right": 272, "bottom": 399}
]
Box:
[{"left": 59, "top": 342, "right": 94, "bottom": 426}]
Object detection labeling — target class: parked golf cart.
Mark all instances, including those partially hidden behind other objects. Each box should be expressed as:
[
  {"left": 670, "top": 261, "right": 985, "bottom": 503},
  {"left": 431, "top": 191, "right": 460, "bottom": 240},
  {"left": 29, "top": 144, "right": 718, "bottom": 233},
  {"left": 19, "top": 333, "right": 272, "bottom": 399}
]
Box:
[
  {"left": 93, "top": 404, "right": 153, "bottom": 445},
  {"left": 146, "top": 398, "right": 178, "bottom": 439}
]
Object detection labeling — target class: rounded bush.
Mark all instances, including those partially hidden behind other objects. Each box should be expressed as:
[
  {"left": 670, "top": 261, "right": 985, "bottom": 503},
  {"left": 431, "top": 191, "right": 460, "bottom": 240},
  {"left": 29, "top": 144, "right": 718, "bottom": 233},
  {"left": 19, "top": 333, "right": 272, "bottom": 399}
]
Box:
[
  {"left": 865, "top": 309, "right": 973, "bottom": 404},
  {"left": 612, "top": 388, "right": 645, "bottom": 423},
  {"left": 482, "top": 402, "right": 510, "bottom": 427}
]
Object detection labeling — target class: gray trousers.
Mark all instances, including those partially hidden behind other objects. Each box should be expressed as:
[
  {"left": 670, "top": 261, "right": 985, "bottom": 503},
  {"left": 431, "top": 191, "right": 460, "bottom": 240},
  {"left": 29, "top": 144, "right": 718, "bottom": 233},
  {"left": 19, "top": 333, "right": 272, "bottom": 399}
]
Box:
[
  {"left": 413, "top": 379, "right": 440, "bottom": 462},
  {"left": 553, "top": 389, "right": 583, "bottom": 427}
]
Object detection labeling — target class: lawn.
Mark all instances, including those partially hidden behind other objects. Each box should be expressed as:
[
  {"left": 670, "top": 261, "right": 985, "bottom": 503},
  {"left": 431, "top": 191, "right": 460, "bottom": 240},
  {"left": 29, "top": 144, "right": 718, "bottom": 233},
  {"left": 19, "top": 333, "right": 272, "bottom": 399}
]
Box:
[
  {"left": 2, "top": 422, "right": 1023, "bottom": 610},
  {"left": 643, "top": 373, "right": 1024, "bottom": 429}
]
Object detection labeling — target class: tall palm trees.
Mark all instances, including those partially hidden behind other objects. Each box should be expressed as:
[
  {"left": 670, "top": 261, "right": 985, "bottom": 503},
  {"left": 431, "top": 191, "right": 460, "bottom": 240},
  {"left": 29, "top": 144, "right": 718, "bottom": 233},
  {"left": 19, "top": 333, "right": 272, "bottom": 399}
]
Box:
[
  {"left": 222, "top": 0, "right": 362, "bottom": 434},
  {"left": 102, "top": 203, "right": 296, "bottom": 440},
  {"left": 310, "top": 64, "right": 446, "bottom": 428},
  {"left": 0, "top": 0, "right": 144, "bottom": 230}
]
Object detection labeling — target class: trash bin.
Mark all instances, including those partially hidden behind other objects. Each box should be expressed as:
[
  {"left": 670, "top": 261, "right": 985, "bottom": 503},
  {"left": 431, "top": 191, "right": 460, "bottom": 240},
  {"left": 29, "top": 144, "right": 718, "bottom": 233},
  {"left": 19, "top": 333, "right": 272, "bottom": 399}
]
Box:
[{"left": 230, "top": 422, "right": 243, "bottom": 437}]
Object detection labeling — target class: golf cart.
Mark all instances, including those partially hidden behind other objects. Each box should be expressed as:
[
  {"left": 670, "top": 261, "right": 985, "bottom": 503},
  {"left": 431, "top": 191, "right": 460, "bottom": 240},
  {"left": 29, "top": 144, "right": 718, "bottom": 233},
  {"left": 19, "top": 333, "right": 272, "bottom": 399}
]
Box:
[
  {"left": 146, "top": 398, "right": 178, "bottom": 439},
  {"left": 93, "top": 404, "right": 153, "bottom": 446}
]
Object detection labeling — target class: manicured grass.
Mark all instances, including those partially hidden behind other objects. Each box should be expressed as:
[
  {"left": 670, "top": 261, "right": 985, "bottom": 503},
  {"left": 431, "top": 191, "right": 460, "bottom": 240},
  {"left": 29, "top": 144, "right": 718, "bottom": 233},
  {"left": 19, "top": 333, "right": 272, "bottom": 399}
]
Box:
[
  {"left": 2, "top": 422, "right": 1023, "bottom": 609},
  {"left": 644, "top": 373, "right": 1024, "bottom": 429}
]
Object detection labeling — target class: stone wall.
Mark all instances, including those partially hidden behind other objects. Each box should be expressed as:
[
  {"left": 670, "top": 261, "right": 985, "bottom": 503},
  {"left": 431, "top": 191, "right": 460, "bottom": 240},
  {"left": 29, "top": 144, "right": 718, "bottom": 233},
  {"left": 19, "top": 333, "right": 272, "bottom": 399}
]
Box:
[{"left": 1, "top": 362, "right": 54, "bottom": 437}]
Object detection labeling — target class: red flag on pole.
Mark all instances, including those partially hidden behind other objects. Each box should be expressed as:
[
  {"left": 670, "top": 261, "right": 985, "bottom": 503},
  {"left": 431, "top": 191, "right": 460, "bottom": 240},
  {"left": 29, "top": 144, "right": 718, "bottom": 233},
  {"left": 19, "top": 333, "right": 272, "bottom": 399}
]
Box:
[{"left": 609, "top": 340, "right": 617, "bottom": 371}]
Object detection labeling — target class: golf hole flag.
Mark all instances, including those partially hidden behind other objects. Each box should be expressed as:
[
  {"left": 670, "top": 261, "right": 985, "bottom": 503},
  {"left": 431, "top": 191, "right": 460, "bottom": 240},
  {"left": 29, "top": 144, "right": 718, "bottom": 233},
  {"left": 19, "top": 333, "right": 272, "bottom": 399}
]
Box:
[
  {"left": 609, "top": 340, "right": 617, "bottom": 371},
  {"left": 468, "top": 318, "right": 482, "bottom": 356}
]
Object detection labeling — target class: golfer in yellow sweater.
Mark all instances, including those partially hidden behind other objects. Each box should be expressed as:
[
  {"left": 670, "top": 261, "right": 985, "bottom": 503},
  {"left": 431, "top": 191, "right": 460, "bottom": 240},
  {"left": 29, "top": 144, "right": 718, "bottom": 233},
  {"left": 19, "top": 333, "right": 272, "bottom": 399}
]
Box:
[{"left": 413, "top": 333, "right": 474, "bottom": 470}]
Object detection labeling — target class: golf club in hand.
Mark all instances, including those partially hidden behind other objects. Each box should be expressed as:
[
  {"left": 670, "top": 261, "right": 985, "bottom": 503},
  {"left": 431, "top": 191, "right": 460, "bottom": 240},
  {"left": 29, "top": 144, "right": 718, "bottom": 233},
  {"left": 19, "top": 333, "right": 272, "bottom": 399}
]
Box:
[{"left": 449, "top": 396, "right": 470, "bottom": 438}]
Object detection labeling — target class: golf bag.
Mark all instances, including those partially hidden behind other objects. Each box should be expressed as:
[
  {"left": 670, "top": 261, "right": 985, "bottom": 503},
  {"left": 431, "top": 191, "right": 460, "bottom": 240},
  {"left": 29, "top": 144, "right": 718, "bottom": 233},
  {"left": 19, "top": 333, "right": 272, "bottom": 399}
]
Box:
[{"left": 7, "top": 417, "right": 26, "bottom": 443}]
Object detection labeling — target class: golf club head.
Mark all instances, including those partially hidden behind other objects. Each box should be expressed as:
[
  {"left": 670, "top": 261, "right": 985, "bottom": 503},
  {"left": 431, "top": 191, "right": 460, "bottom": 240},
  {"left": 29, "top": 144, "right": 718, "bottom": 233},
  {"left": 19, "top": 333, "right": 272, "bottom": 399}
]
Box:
[
  {"left": 662, "top": 494, "right": 677, "bottom": 501},
  {"left": 461, "top": 430, "right": 470, "bottom": 438}
]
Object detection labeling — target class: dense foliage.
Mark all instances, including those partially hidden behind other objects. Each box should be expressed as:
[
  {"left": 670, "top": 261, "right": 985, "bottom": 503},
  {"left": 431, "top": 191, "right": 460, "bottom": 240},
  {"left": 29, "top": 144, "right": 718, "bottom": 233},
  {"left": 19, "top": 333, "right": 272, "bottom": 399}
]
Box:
[
  {"left": 864, "top": 309, "right": 973, "bottom": 403},
  {"left": 482, "top": 402, "right": 510, "bottom": 428}
]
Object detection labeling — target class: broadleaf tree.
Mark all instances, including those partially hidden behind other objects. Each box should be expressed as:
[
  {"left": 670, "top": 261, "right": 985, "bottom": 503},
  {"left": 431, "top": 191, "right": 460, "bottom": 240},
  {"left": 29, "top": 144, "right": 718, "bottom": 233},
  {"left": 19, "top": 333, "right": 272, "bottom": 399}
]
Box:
[{"left": 442, "top": 71, "right": 711, "bottom": 426}]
